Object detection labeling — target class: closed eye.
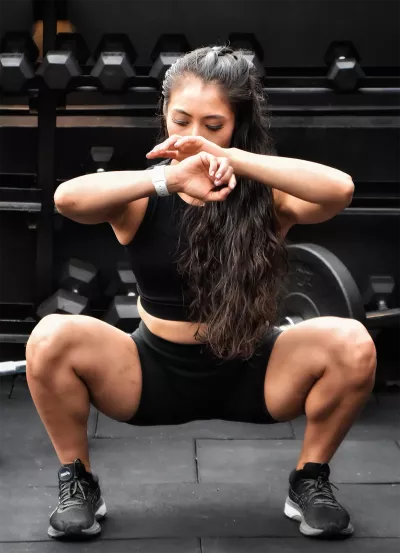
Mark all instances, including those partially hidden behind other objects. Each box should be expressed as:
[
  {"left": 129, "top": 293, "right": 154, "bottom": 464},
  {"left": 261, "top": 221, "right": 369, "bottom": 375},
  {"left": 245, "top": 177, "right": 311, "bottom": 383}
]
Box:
[{"left": 173, "top": 121, "right": 223, "bottom": 131}]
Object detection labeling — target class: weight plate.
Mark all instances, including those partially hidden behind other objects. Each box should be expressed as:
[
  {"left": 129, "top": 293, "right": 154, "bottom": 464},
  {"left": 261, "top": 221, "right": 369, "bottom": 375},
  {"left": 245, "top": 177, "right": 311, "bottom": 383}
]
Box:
[{"left": 281, "top": 243, "right": 366, "bottom": 324}]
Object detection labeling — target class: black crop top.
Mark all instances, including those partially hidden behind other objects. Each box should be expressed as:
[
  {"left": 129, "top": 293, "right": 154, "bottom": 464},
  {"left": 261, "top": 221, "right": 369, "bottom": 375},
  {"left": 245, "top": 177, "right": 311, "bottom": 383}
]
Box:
[{"left": 124, "top": 160, "right": 193, "bottom": 321}]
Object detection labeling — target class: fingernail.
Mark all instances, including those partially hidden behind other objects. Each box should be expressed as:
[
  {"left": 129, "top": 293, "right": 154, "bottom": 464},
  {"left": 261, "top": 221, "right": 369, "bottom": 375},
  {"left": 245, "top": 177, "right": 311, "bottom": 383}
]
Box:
[
  {"left": 216, "top": 173, "right": 221, "bottom": 179},
  {"left": 210, "top": 171, "right": 215, "bottom": 177}
]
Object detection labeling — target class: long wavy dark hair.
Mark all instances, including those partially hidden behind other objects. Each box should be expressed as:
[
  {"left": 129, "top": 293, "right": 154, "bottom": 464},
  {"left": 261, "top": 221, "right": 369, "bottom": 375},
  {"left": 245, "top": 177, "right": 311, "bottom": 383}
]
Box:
[{"left": 157, "top": 45, "right": 288, "bottom": 360}]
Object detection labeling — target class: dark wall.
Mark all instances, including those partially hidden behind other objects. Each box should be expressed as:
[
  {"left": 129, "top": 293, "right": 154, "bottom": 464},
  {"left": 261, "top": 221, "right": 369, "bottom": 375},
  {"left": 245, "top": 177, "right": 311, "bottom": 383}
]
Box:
[
  {"left": 0, "top": 0, "right": 399, "bottom": 367},
  {"left": 67, "top": 0, "right": 400, "bottom": 67},
  {"left": 1, "top": 116, "right": 398, "bottom": 306}
]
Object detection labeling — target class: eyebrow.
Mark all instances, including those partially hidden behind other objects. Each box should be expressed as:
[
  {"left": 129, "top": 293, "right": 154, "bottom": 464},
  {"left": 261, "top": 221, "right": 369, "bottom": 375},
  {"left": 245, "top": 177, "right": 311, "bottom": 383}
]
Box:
[{"left": 173, "top": 109, "right": 226, "bottom": 120}]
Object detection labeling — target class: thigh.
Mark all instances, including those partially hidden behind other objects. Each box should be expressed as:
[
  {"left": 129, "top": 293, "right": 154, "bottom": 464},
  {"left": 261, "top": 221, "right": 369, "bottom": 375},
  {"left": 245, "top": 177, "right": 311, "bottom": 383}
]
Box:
[
  {"left": 27, "top": 314, "right": 142, "bottom": 422},
  {"left": 264, "top": 316, "right": 352, "bottom": 422}
]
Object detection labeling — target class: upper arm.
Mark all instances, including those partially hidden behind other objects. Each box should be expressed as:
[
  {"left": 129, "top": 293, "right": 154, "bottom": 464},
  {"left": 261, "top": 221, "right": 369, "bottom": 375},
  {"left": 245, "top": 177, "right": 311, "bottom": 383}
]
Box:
[
  {"left": 274, "top": 189, "right": 351, "bottom": 231},
  {"left": 108, "top": 197, "right": 149, "bottom": 245}
]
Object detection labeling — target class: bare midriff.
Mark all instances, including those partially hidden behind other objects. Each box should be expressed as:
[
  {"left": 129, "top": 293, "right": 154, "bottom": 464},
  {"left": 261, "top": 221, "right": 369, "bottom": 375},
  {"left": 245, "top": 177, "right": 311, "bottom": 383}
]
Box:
[{"left": 137, "top": 296, "right": 208, "bottom": 344}]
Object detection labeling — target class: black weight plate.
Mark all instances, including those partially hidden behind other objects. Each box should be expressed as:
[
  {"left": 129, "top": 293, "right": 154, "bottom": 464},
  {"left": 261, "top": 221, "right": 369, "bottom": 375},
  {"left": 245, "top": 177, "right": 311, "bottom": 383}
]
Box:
[{"left": 282, "top": 243, "right": 366, "bottom": 324}]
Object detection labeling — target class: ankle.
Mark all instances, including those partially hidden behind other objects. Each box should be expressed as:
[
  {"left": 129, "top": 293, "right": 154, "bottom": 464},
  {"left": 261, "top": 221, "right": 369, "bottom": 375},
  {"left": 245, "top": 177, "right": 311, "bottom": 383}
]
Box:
[
  {"left": 60, "top": 459, "right": 91, "bottom": 473},
  {"left": 296, "top": 460, "right": 329, "bottom": 471}
]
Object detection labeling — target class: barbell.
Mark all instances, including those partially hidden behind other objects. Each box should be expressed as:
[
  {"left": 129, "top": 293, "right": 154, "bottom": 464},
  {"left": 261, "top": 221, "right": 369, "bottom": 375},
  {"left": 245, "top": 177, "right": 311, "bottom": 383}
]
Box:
[
  {"left": 1, "top": 244, "right": 398, "bottom": 376},
  {"left": 278, "top": 243, "right": 399, "bottom": 330}
]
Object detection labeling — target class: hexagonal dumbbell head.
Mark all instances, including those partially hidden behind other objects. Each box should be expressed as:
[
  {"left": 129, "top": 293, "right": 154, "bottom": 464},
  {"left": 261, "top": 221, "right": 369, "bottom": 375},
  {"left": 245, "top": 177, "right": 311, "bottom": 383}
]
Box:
[
  {"left": 149, "top": 34, "right": 190, "bottom": 82},
  {"left": 91, "top": 33, "right": 136, "bottom": 92},
  {"left": 228, "top": 33, "right": 265, "bottom": 77},
  {"left": 55, "top": 33, "right": 90, "bottom": 65},
  {"left": 363, "top": 275, "right": 395, "bottom": 310},
  {"left": 0, "top": 32, "right": 38, "bottom": 92},
  {"left": 86, "top": 146, "right": 115, "bottom": 173},
  {"left": 327, "top": 59, "right": 365, "bottom": 91},
  {"left": 37, "top": 50, "right": 81, "bottom": 90},
  {"left": 36, "top": 33, "right": 89, "bottom": 91},
  {"left": 59, "top": 258, "right": 99, "bottom": 299},
  {"left": 324, "top": 40, "right": 365, "bottom": 92},
  {"left": 324, "top": 41, "right": 360, "bottom": 66}
]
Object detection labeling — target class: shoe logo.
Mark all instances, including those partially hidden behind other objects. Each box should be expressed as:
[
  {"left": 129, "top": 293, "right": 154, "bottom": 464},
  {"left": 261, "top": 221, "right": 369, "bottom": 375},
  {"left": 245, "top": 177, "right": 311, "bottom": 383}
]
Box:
[{"left": 60, "top": 470, "right": 72, "bottom": 479}]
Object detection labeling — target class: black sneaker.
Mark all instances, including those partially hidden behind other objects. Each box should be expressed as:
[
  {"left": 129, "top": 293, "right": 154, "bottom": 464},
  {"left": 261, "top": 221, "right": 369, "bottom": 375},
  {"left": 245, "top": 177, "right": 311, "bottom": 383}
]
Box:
[
  {"left": 48, "top": 458, "right": 106, "bottom": 540},
  {"left": 284, "top": 462, "right": 354, "bottom": 539}
]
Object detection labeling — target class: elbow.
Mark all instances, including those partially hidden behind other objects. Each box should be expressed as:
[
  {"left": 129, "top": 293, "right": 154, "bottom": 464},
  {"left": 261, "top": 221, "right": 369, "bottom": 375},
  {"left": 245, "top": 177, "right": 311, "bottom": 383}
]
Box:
[
  {"left": 54, "top": 186, "right": 77, "bottom": 215},
  {"left": 340, "top": 175, "right": 355, "bottom": 207},
  {"left": 54, "top": 189, "right": 68, "bottom": 213}
]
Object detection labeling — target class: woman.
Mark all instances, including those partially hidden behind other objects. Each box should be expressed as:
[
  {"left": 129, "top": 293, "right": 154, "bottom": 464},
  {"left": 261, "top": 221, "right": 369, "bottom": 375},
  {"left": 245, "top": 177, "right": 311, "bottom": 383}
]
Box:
[{"left": 26, "top": 46, "right": 376, "bottom": 541}]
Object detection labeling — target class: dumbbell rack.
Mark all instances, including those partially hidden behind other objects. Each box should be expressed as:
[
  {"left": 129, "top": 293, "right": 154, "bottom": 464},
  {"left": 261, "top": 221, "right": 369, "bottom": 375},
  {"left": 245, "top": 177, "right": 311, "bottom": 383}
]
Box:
[{"left": 0, "top": 1, "right": 58, "bottom": 353}]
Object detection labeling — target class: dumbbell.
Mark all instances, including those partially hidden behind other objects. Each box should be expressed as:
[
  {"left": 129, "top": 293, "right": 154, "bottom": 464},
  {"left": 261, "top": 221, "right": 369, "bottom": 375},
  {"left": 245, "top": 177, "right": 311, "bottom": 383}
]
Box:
[
  {"left": 36, "top": 32, "right": 90, "bottom": 90},
  {"left": 103, "top": 263, "right": 140, "bottom": 332},
  {"left": 228, "top": 33, "right": 265, "bottom": 77},
  {"left": 362, "top": 275, "right": 400, "bottom": 331},
  {"left": 36, "top": 258, "right": 99, "bottom": 318},
  {"left": 85, "top": 146, "right": 115, "bottom": 174},
  {"left": 149, "top": 34, "right": 191, "bottom": 83},
  {"left": 91, "top": 34, "right": 136, "bottom": 92},
  {"left": 324, "top": 41, "right": 365, "bottom": 92},
  {"left": 0, "top": 32, "right": 38, "bottom": 93}
]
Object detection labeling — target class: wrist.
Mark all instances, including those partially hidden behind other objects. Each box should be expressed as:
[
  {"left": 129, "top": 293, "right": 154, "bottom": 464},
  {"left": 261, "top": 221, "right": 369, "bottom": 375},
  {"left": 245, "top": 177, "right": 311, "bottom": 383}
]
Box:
[
  {"left": 227, "top": 147, "right": 248, "bottom": 177},
  {"left": 226, "top": 147, "right": 240, "bottom": 173},
  {"left": 164, "top": 165, "right": 182, "bottom": 194}
]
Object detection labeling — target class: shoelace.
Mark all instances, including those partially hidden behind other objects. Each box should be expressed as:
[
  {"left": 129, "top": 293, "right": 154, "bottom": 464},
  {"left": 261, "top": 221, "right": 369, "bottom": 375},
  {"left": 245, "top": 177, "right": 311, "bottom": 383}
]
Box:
[
  {"left": 59, "top": 478, "right": 88, "bottom": 510},
  {"left": 299, "top": 475, "right": 341, "bottom": 509}
]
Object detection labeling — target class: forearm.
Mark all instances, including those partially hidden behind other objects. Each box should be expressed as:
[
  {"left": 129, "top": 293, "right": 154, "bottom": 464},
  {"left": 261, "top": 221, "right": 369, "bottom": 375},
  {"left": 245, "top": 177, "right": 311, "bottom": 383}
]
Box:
[
  {"left": 54, "top": 166, "right": 180, "bottom": 219},
  {"left": 228, "top": 148, "right": 354, "bottom": 203}
]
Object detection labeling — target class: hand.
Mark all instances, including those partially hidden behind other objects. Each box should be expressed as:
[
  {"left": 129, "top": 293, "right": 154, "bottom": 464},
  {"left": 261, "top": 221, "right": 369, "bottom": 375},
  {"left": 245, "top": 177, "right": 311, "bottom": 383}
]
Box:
[
  {"left": 146, "top": 134, "right": 228, "bottom": 162},
  {"left": 173, "top": 152, "right": 236, "bottom": 203}
]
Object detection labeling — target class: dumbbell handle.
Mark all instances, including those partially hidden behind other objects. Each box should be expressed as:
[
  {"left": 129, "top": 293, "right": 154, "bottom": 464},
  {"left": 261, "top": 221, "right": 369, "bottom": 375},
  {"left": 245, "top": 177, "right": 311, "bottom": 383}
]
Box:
[
  {"left": 279, "top": 307, "right": 400, "bottom": 331},
  {"left": 365, "top": 307, "right": 400, "bottom": 329},
  {"left": 0, "top": 360, "right": 27, "bottom": 376}
]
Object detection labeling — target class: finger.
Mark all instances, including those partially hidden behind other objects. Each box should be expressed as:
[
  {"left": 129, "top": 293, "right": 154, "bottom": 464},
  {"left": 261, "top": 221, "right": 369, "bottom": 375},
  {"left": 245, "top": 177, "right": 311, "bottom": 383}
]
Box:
[
  {"left": 207, "top": 185, "right": 231, "bottom": 202},
  {"left": 175, "top": 136, "right": 201, "bottom": 148},
  {"left": 146, "top": 150, "right": 178, "bottom": 159},
  {"left": 158, "top": 136, "right": 179, "bottom": 151},
  {"left": 209, "top": 157, "right": 218, "bottom": 178},
  {"left": 174, "top": 136, "right": 191, "bottom": 147},
  {"left": 214, "top": 166, "right": 233, "bottom": 185},
  {"left": 149, "top": 135, "right": 182, "bottom": 154},
  {"left": 147, "top": 142, "right": 175, "bottom": 157},
  {"left": 228, "top": 173, "right": 237, "bottom": 190},
  {"left": 214, "top": 157, "right": 231, "bottom": 181}
]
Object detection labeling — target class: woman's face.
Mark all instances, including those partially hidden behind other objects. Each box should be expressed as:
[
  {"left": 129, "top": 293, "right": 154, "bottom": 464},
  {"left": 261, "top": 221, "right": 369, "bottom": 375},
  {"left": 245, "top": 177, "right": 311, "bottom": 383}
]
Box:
[{"left": 165, "top": 76, "right": 235, "bottom": 148}]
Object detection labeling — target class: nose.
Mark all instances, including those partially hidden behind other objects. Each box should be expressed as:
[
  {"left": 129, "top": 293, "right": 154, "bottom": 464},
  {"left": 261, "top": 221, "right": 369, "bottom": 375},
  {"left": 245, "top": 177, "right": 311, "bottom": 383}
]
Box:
[{"left": 190, "top": 123, "right": 202, "bottom": 137}]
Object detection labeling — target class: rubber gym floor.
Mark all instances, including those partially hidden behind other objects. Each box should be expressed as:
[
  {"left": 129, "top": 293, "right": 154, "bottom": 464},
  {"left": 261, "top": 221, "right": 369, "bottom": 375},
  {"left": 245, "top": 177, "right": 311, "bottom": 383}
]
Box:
[{"left": 1, "top": 372, "right": 399, "bottom": 552}]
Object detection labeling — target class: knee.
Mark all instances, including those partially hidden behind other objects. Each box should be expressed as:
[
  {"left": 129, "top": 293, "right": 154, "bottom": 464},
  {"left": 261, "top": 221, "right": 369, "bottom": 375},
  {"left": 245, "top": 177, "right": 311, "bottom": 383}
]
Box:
[
  {"left": 330, "top": 319, "right": 377, "bottom": 389},
  {"left": 26, "top": 314, "right": 76, "bottom": 378}
]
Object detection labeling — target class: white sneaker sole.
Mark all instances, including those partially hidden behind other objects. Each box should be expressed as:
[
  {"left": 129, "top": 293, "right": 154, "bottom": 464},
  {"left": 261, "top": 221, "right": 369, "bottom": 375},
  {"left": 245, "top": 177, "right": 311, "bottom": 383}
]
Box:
[
  {"left": 284, "top": 497, "right": 354, "bottom": 538},
  {"left": 48, "top": 497, "right": 107, "bottom": 539}
]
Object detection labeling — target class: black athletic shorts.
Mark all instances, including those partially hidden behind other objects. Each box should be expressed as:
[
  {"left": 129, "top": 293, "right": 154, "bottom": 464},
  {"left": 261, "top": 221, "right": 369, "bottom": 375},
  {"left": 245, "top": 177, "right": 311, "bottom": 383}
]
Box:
[{"left": 125, "top": 320, "right": 283, "bottom": 426}]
